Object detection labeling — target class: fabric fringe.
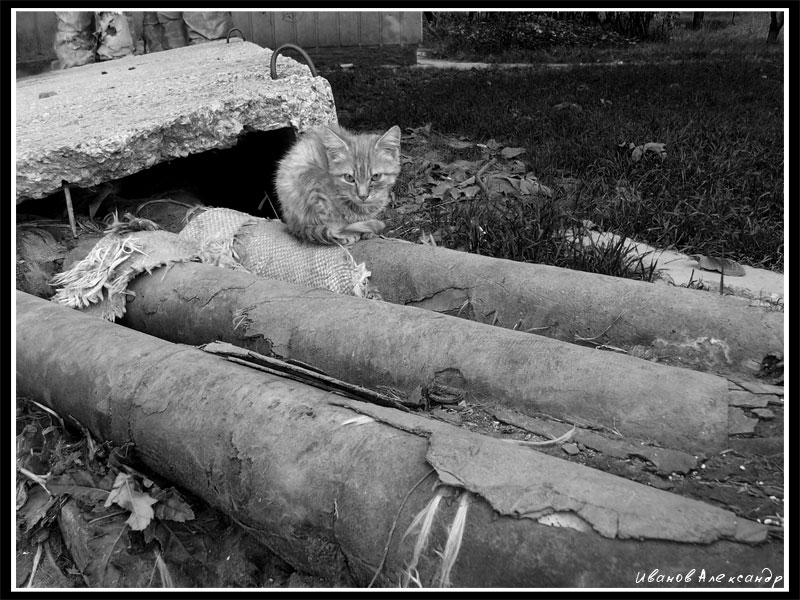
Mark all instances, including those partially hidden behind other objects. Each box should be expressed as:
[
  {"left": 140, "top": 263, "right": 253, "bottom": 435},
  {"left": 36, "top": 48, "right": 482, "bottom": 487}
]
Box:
[
  {"left": 400, "top": 486, "right": 472, "bottom": 588},
  {"left": 50, "top": 208, "right": 382, "bottom": 321}
]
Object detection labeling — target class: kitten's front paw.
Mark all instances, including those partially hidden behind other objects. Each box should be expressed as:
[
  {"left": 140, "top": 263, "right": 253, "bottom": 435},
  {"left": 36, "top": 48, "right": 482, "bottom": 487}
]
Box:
[
  {"left": 363, "top": 219, "right": 386, "bottom": 234},
  {"left": 332, "top": 232, "right": 360, "bottom": 245},
  {"left": 341, "top": 219, "right": 385, "bottom": 235}
]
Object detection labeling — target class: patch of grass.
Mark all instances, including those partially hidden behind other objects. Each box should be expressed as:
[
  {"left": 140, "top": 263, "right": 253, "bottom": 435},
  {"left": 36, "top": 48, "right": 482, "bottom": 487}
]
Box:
[
  {"left": 321, "top": 15, "right": 784, "bottom": 274},
  {"left": 324, "top": 58, "right": 783, "bottom": 272},
  {"left": 425, "top": 192, "right": 658, "bottom": 280}
]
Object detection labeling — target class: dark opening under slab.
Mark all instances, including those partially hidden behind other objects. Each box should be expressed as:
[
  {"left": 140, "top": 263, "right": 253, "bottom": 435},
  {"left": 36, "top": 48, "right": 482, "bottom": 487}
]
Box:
[{"left": 17, "top": 127, "right": 297, "bottom": 224}]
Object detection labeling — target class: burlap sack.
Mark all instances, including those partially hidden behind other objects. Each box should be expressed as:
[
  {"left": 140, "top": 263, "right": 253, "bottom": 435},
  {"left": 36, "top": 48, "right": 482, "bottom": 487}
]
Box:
[
  {"left": 179, "top": 208, "right": 376, "bottom": 298},
  {"left": 51, "top": 209, "right": 379, "bottom": 322}
]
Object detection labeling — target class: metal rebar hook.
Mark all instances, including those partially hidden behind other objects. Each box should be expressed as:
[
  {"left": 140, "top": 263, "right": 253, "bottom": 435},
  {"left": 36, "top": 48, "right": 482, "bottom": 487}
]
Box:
[
  {"left": 269, "top": 43, "right": 318, "bottom": 79},
  {"left": 226, "top": 28, "right": 245, "bottom": 43}
]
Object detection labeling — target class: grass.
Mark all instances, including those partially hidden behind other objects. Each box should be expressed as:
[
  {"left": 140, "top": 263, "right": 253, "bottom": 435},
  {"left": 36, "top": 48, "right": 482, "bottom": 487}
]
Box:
[
  {"left": 321, "top": 16, "right": 784, "bottom": 275},
  {"left": 419, "top": 177, "right": 661, "bottom": 282}
]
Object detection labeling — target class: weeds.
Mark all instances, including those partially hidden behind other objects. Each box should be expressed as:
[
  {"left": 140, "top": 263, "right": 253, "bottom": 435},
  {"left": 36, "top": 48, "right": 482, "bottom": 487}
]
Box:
[{"left": 425, "top": 190, "right": 658, "bottom": 280}]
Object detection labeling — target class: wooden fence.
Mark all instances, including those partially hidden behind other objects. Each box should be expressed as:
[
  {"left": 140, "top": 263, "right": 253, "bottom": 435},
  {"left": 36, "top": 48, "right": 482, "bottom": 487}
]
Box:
[{"left": 16, "top": 11, "right": 423, "bottom": 76}]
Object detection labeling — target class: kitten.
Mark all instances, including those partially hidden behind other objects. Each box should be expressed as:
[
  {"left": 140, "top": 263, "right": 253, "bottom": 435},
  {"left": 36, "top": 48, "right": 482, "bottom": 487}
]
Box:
[{"left": 275, "top": 123, "right": 401, "bottom": 245}]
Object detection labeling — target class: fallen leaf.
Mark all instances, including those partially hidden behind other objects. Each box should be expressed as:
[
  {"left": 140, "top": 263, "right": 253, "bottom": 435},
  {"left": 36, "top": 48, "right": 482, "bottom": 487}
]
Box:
[
  {"left": 47, "top": 471, "right": 114, "bottom": 505},
  {"left": 445, "top": 159, "right": 482, "bottom": 175},
  {"left": 17, "top": 480, "right": 28, "bottom": 510},
  {"left": 488, "top": 175, "right": 520, "bottom": 194},
  {"left": 582, "top": 219, "right": 599, "bottom": 230},
  {"left": 519, "top": 175, "right": 553, "bottom": 197},
  {"left": 19, "top": 485, "right": 55, "bottom": 533},
  {"left": 152, "top": 488, "right": 195, "bottom": 523},
  {"left": 407, "top": 123, "right": 432, "bottom": 137},
  {"left": 445, "top": 139, "right": 473, "bottom": 150},
  {"left": 105, "top": 473, "right": 158, "bottom": 531},
  {"left": 152, "top": 522, "right": 194, "bottom": 564},
  {"left": 431, "top": 181, "right": 454, "bottom": 198},
  {"left": 508, "top": 160, "right": 528, "bottom": 174},
  {"left": 631, "top": 142, "right": 667, "bottom": 162},
  {"left": 692, "top": 255, "right": 746, "bottom": 277},
  {"left": 500, "top": 147, "right": 526, "bottom": 159},
  {"left": 460, "top": 185, "right": 481, "bottom": 198}
]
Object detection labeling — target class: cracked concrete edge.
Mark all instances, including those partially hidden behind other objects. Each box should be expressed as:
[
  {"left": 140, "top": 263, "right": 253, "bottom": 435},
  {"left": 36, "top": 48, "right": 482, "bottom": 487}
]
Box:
[
  {"left": 16, "top": 41, "right": 338, "bottom": 201},
  {"left": 577, "top": 229, "right": 783, "bottom": 302}
]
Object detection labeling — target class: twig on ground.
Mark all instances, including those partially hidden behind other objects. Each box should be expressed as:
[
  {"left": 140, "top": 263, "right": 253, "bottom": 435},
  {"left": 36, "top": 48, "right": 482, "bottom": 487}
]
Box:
[
  {"left": 573, "top": 310, "right": 627, "bottom": 343},
  {"left": 63, "top": 185, "right": 78, "bottom": 238},
  {"left": 475, "top": 158, "right": 497, "bottom": 201},
  {"left": 18, "top": 467, "right": 51, "bottom": 495},
  {"left": 26, "top": 543, "right": 44, "bottom": 588},
  {"left": 595, "top": 343, "right": 628, "bottom": 353}
]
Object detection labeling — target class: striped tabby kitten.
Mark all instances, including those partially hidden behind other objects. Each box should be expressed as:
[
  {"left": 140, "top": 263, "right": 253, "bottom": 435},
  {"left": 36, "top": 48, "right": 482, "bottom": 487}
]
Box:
[{"left": 275, "top": 123, "right": 401, "bottom": 245}]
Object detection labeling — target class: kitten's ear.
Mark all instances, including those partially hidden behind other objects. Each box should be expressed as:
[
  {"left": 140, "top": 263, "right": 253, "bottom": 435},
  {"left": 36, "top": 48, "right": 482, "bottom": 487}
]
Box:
[
  {"left": 320, "top": 126, "right": 349, "bottom": 161},
  {"left": 377, "top": 126, "right": 401, "bottom": 150},
  {"left": 376, "top": 125, "right": 401, "bottom": 158}
]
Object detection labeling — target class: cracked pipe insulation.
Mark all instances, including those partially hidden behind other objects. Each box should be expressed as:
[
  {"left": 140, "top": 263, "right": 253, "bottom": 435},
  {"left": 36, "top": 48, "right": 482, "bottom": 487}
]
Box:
[
  {"left": 349, "top": 238, "right": 783, "bottom": 379},
  {"left": 116, "top": 261, "right": 729, "bottom": 455},
  {"left": 16, "top": 292, "right": 782, "bottom": 588}
]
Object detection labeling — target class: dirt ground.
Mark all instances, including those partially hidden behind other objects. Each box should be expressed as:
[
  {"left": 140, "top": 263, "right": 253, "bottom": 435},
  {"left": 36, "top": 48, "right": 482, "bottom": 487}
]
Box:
[{"left": 15, "top": 130, "right": 784, "bottom": 589}]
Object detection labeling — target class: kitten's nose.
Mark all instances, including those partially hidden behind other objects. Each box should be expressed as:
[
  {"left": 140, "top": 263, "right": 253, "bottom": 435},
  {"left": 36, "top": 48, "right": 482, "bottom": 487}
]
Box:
[{"left": 357, "top": 186, "right": 370, "bottom": 200}]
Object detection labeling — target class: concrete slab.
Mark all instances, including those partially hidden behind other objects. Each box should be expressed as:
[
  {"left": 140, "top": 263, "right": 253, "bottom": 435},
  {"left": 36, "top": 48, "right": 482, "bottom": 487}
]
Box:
[
  {"left": 15, "top": 40, "right": 337, "bottom": 202},
  {"left": 576, "top": 229, "right": 784, "bottom": 302}
]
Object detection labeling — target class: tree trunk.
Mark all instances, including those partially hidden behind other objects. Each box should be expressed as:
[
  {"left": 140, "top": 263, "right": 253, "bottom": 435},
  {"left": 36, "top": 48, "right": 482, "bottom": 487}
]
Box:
[
  {"left": 692, "top": 12, "right": 704, "bottom": 30},
  {"left": 15, "top": 291, "right": 783, "bottom": 588},
  {"left": 767, "top": 12, "right": 784, "bottom": 43}
]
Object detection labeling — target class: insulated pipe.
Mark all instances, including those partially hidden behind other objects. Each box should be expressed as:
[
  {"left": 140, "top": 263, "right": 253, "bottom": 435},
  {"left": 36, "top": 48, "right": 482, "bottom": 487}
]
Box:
[
  {"left": 350, "top": 238, "right": 783, "bottom": 379},
  {"left": 116, "top": 262, "right": 729, "bottom": 454},
  {"left": 15, "top": 292, "right": 783, "bottom": 588}
]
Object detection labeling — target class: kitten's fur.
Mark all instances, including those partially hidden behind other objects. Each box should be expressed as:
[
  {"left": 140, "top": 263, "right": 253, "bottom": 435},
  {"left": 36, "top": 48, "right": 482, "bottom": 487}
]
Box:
[{"left": 275, "top": 123, "right": 401, "bottom": 245}]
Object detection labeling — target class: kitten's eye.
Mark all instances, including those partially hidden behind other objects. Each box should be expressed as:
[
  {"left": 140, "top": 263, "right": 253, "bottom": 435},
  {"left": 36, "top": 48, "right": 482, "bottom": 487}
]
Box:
[
  {"left": 342, "top": 174, "right": 355, "bottom": 183},
  {"left": 371, "top": 174, "right": 382, "bottom": 182}
]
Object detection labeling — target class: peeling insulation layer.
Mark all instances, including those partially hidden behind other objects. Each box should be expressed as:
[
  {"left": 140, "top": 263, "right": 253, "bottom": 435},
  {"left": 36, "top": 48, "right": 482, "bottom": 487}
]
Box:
[
  {"left": 329, "top": 398, "right": 769, "bottom": 546},
  {"left": 119, "top": 261, "right": 730, "bottom": 454},
  {"left": 15, "top": 292, "right": 782, "bottom": 588},
  {"left": 349, "top": 238, "right": 783, "bottom": 378},
  {"left": 425, "top": 433, "right": 767, "bottom": 543}
]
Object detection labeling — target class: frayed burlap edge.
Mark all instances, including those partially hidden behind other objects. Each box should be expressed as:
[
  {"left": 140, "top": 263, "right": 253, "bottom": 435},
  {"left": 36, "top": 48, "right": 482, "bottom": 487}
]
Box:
[{"left": 50, "top": 228, "right": 200, "bottom": 321}]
